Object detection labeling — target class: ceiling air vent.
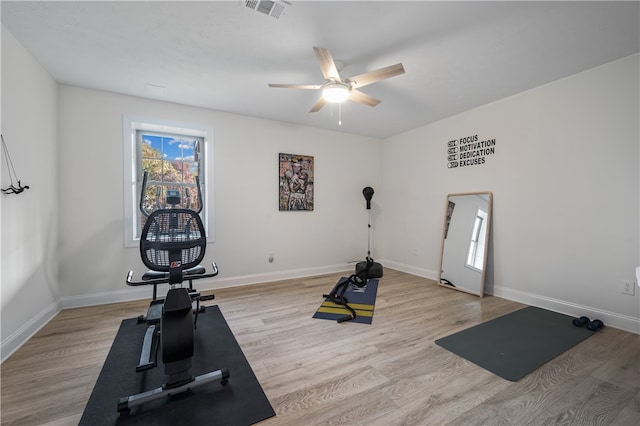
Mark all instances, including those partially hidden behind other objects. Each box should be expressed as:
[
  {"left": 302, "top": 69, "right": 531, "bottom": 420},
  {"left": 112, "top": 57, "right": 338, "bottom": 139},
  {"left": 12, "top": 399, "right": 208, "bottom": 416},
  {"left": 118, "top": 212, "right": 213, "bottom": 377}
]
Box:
[{"left": 243, "top": 0, "right": 289, "bottom": 19}]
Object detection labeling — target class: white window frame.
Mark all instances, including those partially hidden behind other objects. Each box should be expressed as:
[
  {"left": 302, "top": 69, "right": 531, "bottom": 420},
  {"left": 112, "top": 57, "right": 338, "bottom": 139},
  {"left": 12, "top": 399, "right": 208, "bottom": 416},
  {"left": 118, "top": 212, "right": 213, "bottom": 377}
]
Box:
[
  {"left": 123, "top": 115, "right": 214, "bottom": 248},
  {"left": 465, "top": 207, "right": 487, "bottom": 271}
]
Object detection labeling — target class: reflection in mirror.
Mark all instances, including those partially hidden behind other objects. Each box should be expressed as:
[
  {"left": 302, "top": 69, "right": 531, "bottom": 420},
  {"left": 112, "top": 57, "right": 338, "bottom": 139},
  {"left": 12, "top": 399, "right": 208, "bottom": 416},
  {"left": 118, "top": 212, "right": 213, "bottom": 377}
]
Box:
[{"left": 438, "top": 192, "right": 493, "bottom": 297}]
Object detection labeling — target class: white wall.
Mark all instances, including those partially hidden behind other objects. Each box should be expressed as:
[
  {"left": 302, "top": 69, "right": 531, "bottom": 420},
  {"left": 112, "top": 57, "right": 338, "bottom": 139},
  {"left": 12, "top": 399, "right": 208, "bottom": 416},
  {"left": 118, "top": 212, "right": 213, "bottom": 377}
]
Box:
[
  {"left": 56, "top": 86, "right": 381, "bottom": 307},
  {"left": 2, "top": 24, "right": 638, "bottom": 361},
  {"left": 1, "top": 26, "right": 60, "bottom": 360},
  {"left": 380, "top": 54, "right": 640, "bottom": 333}
]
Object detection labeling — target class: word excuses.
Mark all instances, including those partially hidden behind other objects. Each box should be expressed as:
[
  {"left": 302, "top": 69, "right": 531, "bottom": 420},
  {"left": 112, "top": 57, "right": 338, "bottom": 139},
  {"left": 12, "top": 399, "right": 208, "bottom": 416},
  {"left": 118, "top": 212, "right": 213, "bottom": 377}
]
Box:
[{"left": 447, "top": 134, "right": 496, "bottom": 168}]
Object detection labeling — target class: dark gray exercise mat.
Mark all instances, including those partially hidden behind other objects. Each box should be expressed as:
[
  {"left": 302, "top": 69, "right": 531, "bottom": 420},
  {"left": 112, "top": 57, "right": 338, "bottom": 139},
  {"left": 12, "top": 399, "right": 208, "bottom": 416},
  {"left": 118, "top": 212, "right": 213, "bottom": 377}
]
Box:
[
  {"left": 80, "top": 305, "right": 275, "bottom": 425},
  {"left": 435, "top": 306, "right": 594, "bottom": 381}
]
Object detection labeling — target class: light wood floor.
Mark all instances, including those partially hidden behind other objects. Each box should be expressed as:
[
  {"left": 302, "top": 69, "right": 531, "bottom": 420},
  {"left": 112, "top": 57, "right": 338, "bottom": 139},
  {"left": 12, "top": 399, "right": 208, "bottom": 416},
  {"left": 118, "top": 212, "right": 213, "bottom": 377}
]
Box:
[{"left": 1, "top": 269, "right": 639, "bottom": 425}]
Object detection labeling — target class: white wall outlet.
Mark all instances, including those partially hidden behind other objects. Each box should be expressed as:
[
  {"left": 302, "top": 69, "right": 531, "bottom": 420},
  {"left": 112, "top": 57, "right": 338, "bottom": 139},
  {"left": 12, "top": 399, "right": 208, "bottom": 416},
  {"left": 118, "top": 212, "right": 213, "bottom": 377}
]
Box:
[{"left": 622, "top": 280, "right": 635, "bottom": 296}]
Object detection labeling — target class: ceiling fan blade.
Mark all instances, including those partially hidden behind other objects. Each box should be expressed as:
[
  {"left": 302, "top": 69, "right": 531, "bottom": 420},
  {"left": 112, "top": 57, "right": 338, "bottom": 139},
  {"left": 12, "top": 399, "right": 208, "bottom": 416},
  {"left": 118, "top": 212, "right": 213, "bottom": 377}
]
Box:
[
  {"left": 313, "top": 47, "right": 341, "bottom": 81},
  {"left": 309, "top": 96, "right": 327, "bottom": 113},
  {"left": 268, "top": 83, "right": 322, "bottom": 89},
  {"left": 349, "top": 89, "right": 381, "bottom": 108},
  {"left": 348, "top": 63, "right": 405, "bottom": 89}
]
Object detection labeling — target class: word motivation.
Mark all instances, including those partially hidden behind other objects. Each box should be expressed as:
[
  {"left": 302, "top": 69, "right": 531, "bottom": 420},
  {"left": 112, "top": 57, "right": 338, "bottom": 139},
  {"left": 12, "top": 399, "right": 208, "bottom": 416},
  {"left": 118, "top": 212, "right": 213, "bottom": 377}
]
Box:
[{"left": 447, "top": 135, "right": 496, "bottom": 168}]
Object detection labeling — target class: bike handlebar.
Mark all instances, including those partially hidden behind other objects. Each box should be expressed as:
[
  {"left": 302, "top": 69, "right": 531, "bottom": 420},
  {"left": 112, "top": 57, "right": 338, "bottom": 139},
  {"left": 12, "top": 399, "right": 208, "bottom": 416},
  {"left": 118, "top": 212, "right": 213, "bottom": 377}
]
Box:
[
  {"left": 194, "top": 175, "right": 203, "bottom": 214},
  {"left": 139, "top": 171, "right": 204, "bottom": 216},
  {"left": 139, "top": 172, "right": 149, "bottom": 217}
]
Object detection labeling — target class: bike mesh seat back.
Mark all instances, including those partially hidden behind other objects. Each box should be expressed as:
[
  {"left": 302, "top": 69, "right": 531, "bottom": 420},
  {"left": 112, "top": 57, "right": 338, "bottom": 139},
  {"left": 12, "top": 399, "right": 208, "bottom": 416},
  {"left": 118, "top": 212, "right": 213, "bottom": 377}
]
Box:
[{"left": 139, "top": 209, "right": 206, "bottom": 285}]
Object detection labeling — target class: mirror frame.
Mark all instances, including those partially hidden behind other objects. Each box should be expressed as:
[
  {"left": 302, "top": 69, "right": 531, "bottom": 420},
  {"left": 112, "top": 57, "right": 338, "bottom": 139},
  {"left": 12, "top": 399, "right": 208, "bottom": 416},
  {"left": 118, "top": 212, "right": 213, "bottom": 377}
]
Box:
[{"left": 437, "top": 191, "right": 493, "bottom": 297}]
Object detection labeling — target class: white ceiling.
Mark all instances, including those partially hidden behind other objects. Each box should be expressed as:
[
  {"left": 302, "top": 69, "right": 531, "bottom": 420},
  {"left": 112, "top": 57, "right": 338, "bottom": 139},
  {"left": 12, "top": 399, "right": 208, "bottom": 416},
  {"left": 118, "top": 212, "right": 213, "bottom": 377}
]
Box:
[{"left": 2, "top": 1, "right": 639, "bottom": 139}]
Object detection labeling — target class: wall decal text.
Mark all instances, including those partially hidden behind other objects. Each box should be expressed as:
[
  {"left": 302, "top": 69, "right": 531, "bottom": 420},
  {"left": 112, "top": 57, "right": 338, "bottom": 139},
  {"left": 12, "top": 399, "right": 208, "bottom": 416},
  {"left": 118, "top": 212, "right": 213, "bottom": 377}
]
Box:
[{"left": 447, "top": 135, "right": 496, "bottom": 168}]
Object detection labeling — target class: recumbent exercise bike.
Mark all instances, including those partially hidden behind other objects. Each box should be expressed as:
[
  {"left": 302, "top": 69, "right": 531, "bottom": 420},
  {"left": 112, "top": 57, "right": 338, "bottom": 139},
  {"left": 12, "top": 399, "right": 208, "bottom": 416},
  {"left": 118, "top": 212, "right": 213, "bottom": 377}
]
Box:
[{"left": 118, "top": 172, "right": 229, "bottom": 413}]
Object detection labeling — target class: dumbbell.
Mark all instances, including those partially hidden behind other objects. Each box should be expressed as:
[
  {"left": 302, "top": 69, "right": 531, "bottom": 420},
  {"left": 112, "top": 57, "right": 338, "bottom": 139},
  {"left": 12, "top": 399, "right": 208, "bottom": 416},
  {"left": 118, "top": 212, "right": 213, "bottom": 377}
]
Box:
[
  {"left": 586, "top": 319, "right": 604, "bottom": 331},
  {"left": 572, "top": 316, "right": 604, "bottom": 331},
  {"left": 572, "top": 316, "right": 590, "bottom": 327}
]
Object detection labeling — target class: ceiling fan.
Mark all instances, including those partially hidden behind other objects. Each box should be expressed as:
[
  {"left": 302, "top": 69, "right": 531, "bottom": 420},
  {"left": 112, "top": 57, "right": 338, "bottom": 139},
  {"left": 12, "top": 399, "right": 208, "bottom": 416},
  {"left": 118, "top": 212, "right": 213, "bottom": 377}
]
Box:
[{"left": 268, "top": 47, "right": 405, "bottom": 112}]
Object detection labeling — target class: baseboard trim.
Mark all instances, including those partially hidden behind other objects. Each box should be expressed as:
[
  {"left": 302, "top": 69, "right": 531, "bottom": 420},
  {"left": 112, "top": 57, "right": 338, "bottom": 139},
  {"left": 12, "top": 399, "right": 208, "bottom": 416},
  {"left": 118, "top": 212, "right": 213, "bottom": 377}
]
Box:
[
  {"left": 379, "top": 259, "right": 439, "bottom": 281},
  {"left": 1, "top": 300, "right": 60, "bottom": 363},
  {"left": 59, "top": 263, "right": 353, "bottom": 310},
  {"left": 489, "top": 286, "right": 640, "bottom": 335},
  {"left": 384, "top": 259, "right": 639, "bottom": 334}
]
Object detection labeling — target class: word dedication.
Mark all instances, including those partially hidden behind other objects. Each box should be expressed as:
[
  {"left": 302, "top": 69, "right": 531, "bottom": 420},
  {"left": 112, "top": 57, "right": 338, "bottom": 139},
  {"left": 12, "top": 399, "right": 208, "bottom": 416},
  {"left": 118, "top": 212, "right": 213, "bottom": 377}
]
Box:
[{"left": 447, "top": 135, "right": 496, "bottom": 168}]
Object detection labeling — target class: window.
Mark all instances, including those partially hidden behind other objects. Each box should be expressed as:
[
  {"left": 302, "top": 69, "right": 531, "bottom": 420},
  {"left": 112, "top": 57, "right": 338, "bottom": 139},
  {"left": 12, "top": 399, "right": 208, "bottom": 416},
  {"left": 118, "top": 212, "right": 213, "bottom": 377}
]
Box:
[
  {"left": 466, "top": 208, "right": 487, "bottom": 271},
  {"left": 123, "top": 116, "right": 213, "bottom": 247}
]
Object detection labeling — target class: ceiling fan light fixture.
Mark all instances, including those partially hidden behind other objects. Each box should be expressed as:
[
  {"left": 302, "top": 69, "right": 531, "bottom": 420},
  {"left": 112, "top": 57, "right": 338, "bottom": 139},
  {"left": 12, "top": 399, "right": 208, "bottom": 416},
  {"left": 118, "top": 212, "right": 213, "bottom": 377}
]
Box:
[{"left": 322, "top": 82, "right": 350, "bottom": 103}]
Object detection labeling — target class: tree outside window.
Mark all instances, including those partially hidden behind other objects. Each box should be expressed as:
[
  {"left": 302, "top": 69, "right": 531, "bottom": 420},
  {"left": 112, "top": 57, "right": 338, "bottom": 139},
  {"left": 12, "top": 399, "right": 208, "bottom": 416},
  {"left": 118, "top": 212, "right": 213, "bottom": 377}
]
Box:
[{"left": 138, "top": 132, "right": 203, "bottom": 227}]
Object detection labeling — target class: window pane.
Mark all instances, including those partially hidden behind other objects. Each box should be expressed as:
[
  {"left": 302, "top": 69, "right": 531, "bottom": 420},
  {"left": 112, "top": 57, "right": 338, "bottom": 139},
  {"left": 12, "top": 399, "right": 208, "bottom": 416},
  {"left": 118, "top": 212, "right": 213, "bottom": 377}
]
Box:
[
  {"left": 183, "top": 162, "right": 198, "bottom": 184},
  {"left": 161, "top": 136, "right": 180, "bottom": 161},
  {"left": 142, "top": 159, "right": 162, "bottom": 178},
  {"left": 142, "top": 134, "right": 163, "bottom": 158},
  {"left": 162, "top": 159, "right": 182, "bottom": 183},
  {"left": 177, "top": 138, "right": 195, "bottom": 161}
]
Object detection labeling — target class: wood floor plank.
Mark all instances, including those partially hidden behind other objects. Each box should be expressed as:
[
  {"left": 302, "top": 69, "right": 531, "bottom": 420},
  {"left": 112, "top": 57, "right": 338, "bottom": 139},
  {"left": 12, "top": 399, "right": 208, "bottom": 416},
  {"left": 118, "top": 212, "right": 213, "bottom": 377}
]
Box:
[
  {"left": 536, "top": 377, "right": 635, "bottom": 426},
  {"left": 611, "top": 389, "right": 640, "bottom": 426},
  {"left": 591, "top": 333, "right": 640, "bottom": 391},
  {"left": 1, "top": 269, "right": 638, "bottom": 425}
]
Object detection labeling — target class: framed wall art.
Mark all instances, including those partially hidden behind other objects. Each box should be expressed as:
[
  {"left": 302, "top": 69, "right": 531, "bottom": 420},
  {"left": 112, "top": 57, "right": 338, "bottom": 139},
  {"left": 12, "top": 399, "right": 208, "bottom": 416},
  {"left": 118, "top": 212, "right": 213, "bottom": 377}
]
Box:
[{"left": 279, "top": 153, "right": 314, "bottom": 211}]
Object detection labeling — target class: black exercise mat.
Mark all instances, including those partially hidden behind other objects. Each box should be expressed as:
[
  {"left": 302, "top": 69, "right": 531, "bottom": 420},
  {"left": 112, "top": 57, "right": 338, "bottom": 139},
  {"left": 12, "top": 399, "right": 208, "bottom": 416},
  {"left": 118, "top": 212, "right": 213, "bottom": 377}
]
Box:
[
  {"left": 435, "top": 306, "right": 594, "bottom": 381},
  {"left": 80, "top": 305, "right": 275, "bottom": 425}
]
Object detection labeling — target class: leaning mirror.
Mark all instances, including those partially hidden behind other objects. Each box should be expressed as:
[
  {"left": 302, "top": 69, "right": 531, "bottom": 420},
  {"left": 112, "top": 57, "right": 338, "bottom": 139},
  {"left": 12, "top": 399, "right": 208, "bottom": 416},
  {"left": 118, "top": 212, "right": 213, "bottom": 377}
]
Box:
[{"left": 438, "top": 192, "right": 493, "bottom": 297}]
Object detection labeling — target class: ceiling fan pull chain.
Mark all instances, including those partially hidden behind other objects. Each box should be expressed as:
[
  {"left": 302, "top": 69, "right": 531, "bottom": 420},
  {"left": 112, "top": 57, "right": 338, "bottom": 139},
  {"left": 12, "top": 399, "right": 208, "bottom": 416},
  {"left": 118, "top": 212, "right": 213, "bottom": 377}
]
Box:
[{"left": 338, "top": 103, "right": 342, "bottom": 126}]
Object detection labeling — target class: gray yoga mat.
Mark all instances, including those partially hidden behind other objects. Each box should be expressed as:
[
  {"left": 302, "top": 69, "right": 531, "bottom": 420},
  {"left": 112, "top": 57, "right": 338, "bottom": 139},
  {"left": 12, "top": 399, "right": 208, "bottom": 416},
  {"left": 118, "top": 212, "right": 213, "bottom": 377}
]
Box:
[{"left": 435, "top": 306, "right": 595, "bottom": 381}]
